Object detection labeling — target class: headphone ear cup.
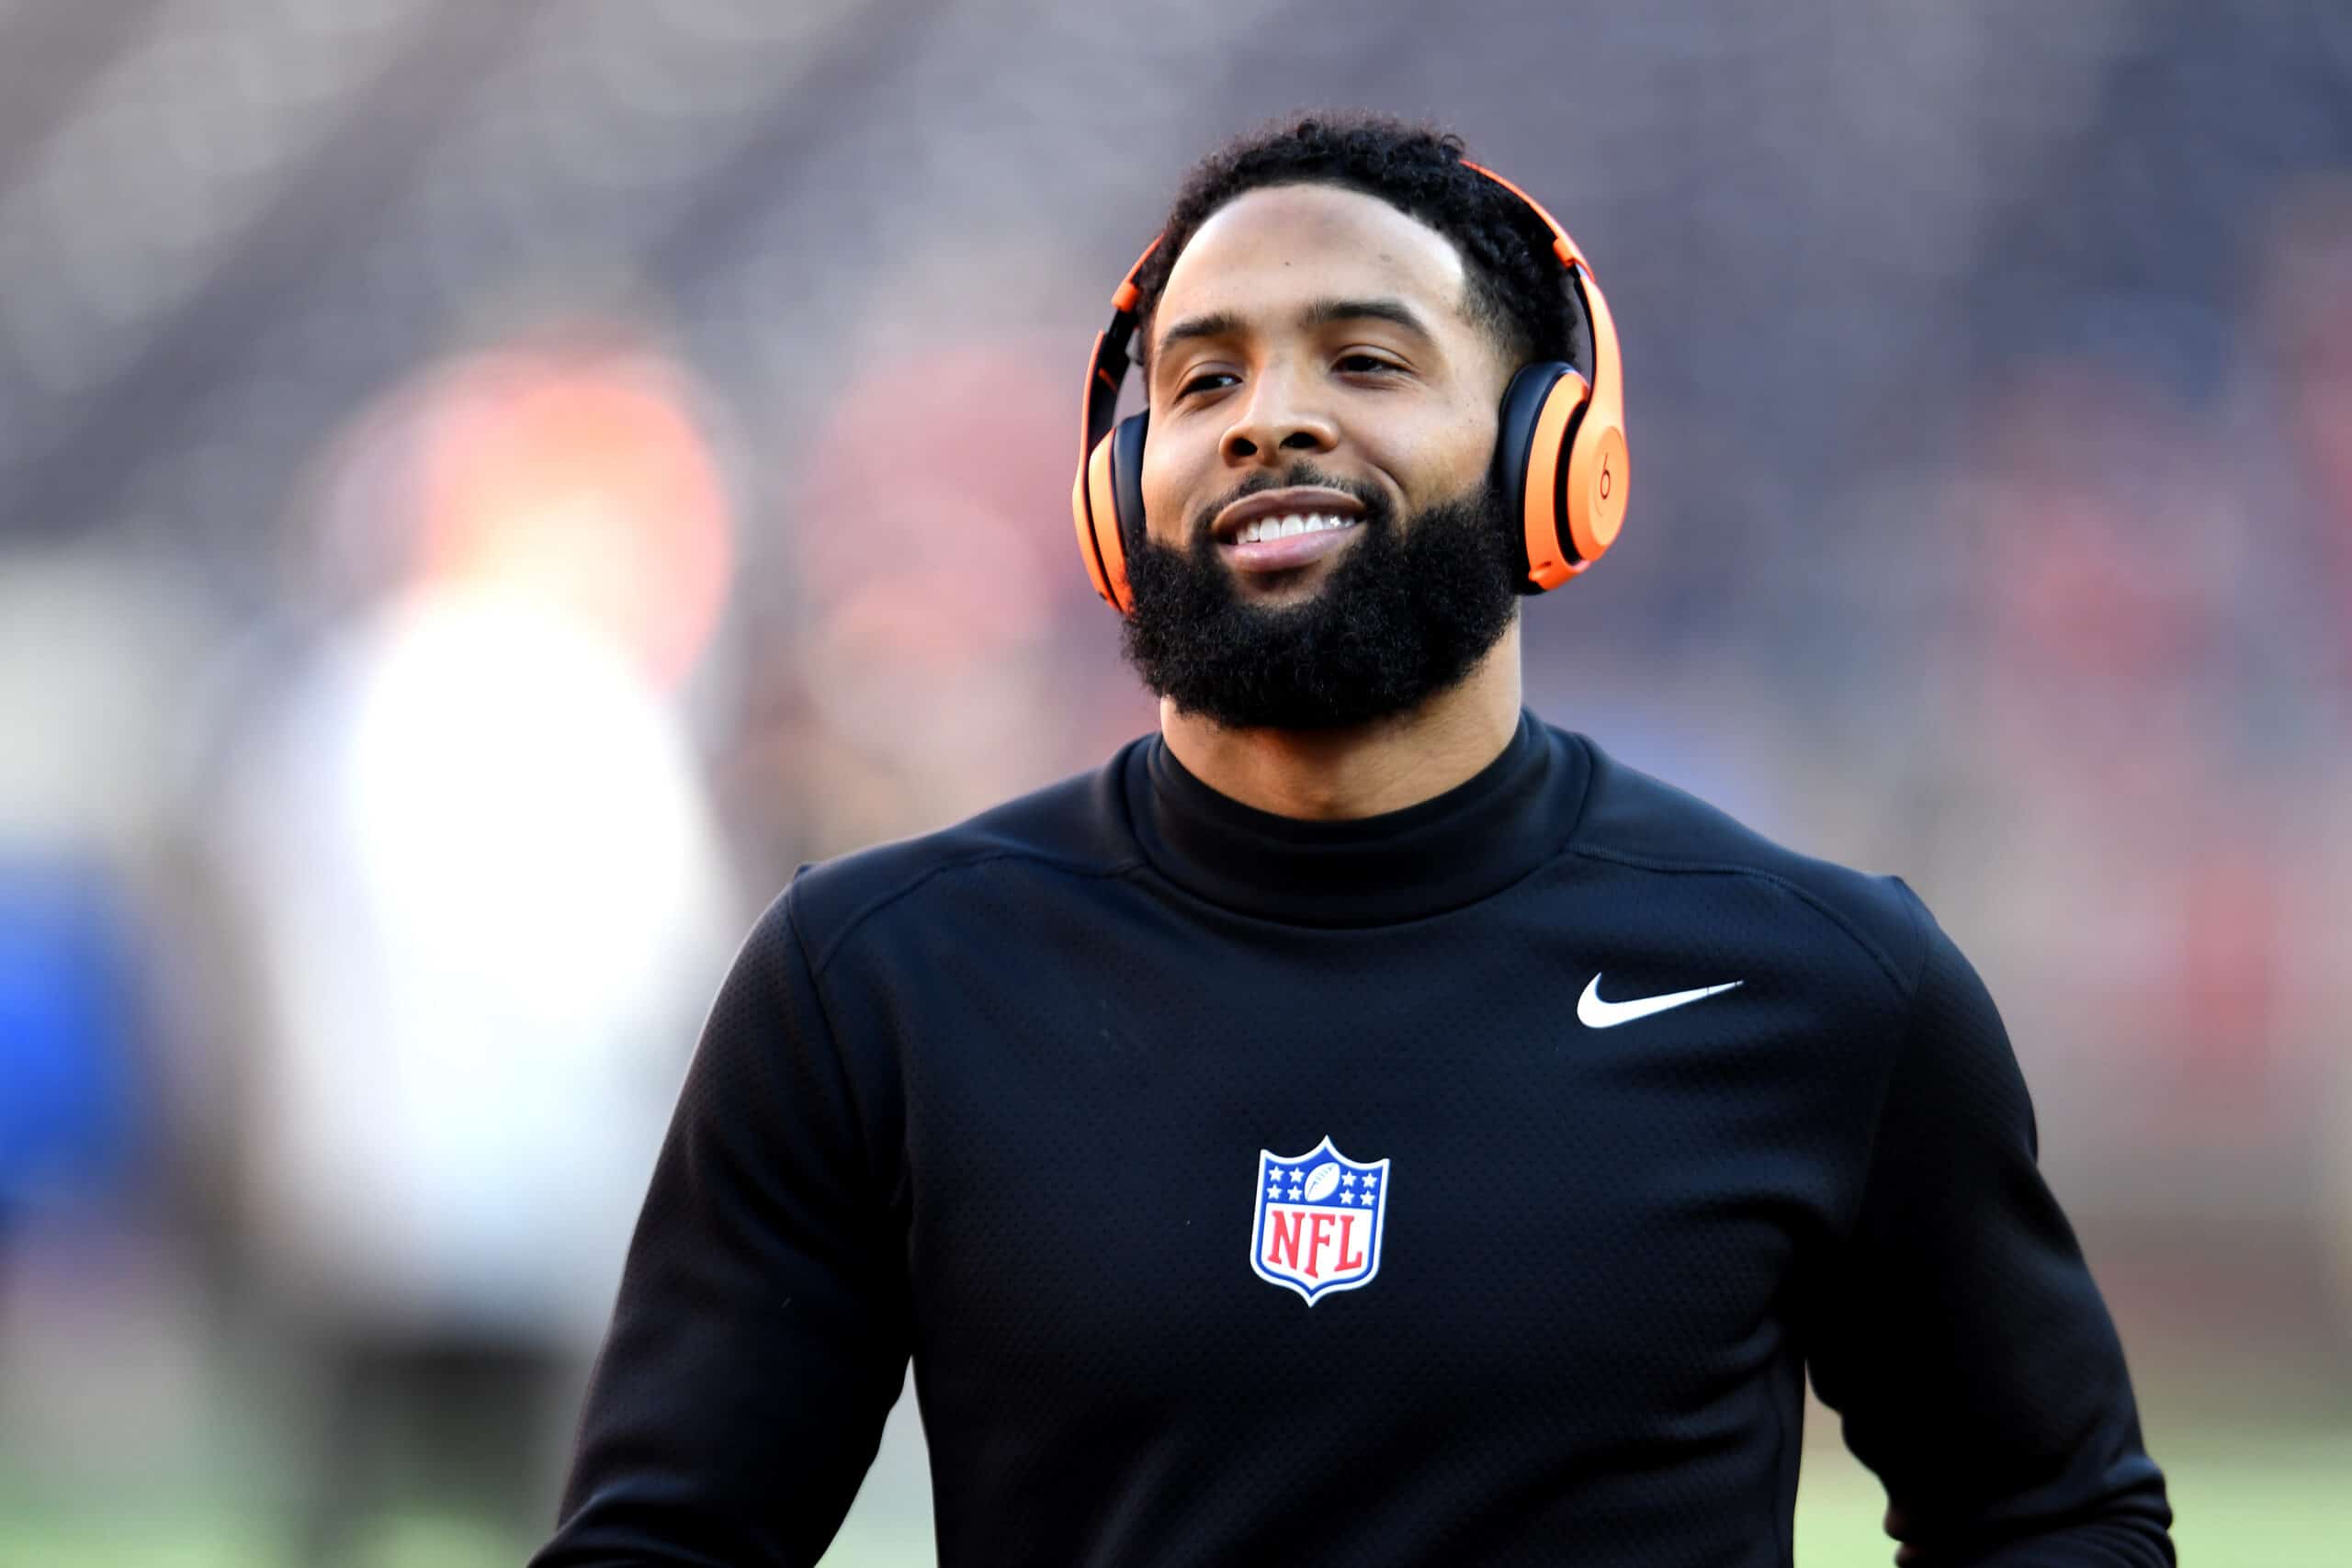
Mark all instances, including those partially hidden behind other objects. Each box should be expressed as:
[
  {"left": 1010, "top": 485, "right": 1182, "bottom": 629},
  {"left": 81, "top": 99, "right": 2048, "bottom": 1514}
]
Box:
[
  {"left": 1077, "top": 412, "right": 1150, "bottom": 615},
  {"left": 1076, "top": 434, "right": 1121, "bottom": 610},
  {"left": 1495, "top": 362, "right": 1590, "bottom": 592},
  {"left": 1494, "top": 363, "right": 1561, "bottom": 535},
  {"left": 1563, "top": 419, "right": 1628, "bottom": 568},
  {"left": 1563, "top": 260, "right": 1628, "bottom": 569},
  {"left": 1075, "top": 437, "right": 1117, "bottom": 610},
  {"left": 1111, "top": 412, "right": 1150, "bottom": 555}
]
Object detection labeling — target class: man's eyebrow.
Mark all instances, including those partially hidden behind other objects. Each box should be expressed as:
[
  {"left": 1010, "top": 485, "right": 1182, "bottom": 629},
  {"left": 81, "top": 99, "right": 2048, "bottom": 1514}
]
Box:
[
  {"left": 1149, "top": 297, "right": 1436, "bottom": 369},
  {"left": 1300, "top": 296, "right": 1434, "bottom": 342},
  {"left": 1150, "top": 309, "right": 1244, "bottom": 366}
]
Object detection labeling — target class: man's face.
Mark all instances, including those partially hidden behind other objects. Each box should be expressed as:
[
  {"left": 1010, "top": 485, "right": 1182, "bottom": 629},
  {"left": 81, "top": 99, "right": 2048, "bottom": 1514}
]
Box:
[{"left": 1121, "top": 182, "right": 1524, "bottom": 730}]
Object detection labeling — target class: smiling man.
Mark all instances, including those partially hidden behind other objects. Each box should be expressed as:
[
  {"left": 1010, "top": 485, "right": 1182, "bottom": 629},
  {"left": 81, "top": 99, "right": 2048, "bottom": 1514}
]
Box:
[{"left": 535, "top": 116, "right": 2173, "bottom": 1567}]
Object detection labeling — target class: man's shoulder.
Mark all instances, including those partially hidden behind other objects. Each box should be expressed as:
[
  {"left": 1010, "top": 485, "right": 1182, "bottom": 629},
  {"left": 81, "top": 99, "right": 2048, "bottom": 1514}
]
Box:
[
  {"left": 780, "top": 739, "right": 1148, "bottom": 972},
  {"left": 1563, "top": 728, "right": 1931, "bottom": 996}
]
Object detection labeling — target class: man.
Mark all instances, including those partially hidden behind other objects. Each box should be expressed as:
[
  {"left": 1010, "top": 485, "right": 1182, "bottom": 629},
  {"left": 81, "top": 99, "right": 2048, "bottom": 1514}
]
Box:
[{"left": 536, "top": 116, "right": 2174, "bottom": 1566}]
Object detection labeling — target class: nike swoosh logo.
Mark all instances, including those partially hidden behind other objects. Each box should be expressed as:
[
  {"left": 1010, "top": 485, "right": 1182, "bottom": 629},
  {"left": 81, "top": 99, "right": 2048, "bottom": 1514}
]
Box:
[{"left": 1576, "top": 974, "right": 1744, "bottom": 1029}]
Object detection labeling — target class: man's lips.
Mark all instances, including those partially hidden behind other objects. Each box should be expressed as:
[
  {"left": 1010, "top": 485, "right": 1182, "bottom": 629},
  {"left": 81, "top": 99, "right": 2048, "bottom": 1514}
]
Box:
[
  {"left": 1209, "top": 486, "right": 1367, "bottom": 575},
  {"left": 1210, "top": 486, "right": 1366, "bottom": 543},
  {"left": 1222, "top": 522, "right": 1363, "bottom": 573}
]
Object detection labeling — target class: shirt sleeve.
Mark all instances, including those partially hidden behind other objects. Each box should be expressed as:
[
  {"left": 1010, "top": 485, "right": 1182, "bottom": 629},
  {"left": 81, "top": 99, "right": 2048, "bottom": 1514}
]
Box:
[
  {"left": 533, "top": 885, "right": 910, "bottom": 1567},
  {"left": 1803, "top": 886, "right": 2175, "bottom": 1567}
]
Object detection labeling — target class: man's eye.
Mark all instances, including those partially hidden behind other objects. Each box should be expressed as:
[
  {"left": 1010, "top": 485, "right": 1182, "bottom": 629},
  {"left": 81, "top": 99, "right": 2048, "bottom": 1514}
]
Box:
[
  {"left": 1338, "top": 354, "right": 1402, "bottom": 375},
  {"left": 1178, "top": 371, "right": 1237, "bottom": 398}
]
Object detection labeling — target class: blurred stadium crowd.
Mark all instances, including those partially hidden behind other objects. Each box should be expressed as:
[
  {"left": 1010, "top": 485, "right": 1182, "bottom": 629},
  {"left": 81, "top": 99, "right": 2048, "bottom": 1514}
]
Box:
[{"left": 3, "top": 0, "right": 2350, "bottom": 1561}]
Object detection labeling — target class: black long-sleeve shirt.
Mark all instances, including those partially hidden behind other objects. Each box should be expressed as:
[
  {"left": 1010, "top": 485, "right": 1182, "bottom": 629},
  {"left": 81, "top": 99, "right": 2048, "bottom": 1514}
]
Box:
[{"left": 536, "top": 714, "right": 2173, "bottom": 1566}]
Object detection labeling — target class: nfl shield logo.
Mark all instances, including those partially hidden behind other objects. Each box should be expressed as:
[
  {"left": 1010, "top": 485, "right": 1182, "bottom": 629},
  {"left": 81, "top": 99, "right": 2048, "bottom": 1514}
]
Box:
[{"left": 1250, "top": 1136, "right": 1391, "bottom": 1305}]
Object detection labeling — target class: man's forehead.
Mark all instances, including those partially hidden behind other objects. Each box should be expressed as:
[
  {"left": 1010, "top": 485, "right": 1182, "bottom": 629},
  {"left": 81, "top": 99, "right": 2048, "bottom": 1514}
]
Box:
[{"left": 1153, "top": 184, "right": 1471, "bottom": 339}]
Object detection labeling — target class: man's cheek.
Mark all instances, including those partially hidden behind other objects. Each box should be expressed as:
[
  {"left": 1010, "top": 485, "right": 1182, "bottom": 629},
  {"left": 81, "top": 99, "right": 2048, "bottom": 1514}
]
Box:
[{"left": 1139, "top": 474, "right": 1189, "bottom": 547}]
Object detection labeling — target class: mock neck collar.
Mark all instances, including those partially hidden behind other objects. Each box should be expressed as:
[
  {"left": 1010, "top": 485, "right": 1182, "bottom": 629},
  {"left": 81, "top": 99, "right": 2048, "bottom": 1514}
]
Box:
[{"left": 1123, "top": 711, "right": 1590, "bottom": 928}]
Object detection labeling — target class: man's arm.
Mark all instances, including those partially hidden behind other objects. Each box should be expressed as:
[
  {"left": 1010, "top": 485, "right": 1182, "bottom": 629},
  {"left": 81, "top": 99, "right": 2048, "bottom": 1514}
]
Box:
[
  {"left": 534, "top": 886, "right": 910, "bottom": 1567},
  {"left": 1804, "top": 886, "right": 2174, "bottom": 1566}
]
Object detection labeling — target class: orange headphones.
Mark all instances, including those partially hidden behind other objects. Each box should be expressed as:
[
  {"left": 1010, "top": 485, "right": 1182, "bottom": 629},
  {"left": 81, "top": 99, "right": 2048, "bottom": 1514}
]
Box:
[{"left": 1071, "top": 161, "right": 1628, "bottom": 614}]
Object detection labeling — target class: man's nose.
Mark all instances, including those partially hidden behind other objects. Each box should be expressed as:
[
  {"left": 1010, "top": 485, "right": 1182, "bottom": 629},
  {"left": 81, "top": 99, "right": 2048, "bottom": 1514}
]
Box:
[{"left": 1220, "top": 367, "right": 1339, "bottom": 466}]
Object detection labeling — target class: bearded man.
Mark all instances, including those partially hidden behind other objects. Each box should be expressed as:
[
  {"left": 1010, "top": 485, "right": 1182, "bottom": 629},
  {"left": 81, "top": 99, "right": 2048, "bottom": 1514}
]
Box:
[{"left": 535, "top": 115, "right": 2173, "bottom": 1568}]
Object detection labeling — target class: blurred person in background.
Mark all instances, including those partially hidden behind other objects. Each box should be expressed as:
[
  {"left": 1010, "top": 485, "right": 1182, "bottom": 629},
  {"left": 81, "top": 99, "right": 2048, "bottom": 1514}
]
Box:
[
  {"left": 0, "top": 860, "right": 144, "bottom": 1314},
  {"left": 2256, "top": 177, "right": 2352, "bottom": 1397},
  {"left": 0, "top": 544, "right": 200, "bottom": 1472},
  {"left": 2261, "top": 182, "right": 2352, "bottom": 699},
  {"left": 0, "top": 554, "right": 154, "bottom": 1303},
  {"left": 740, "top": 344, "right": 1128, "bottom": 867},
  {"left": 213, "top": 345, "right": 740, "bottom": 1563},
  {"left": 536, "top": 116, "right": 2171, "bottom": 1567}
]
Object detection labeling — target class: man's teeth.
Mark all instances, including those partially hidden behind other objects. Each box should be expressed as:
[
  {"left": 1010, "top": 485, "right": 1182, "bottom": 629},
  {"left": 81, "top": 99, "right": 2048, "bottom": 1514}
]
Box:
[{"left": 1233, "top": 513, "right": 1359, "bottom": 545}]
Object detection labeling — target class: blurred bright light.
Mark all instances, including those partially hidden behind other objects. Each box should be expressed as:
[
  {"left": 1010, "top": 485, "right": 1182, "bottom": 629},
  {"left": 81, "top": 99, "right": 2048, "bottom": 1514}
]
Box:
[
  {"left": 222, "top": 581, "right": 736, "bottom": 1343},
  {"left": 341, "top": 591, "right": 720, "bottom": 1013},
  {"left": 413, "top": 345, "right": 735, "bottom": 688}
]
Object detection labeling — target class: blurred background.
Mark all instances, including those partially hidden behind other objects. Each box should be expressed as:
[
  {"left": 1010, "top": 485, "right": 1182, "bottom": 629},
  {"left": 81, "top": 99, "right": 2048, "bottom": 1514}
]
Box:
[{"left": 1, "top": 0, "right": 2348, "bottom": 1562}]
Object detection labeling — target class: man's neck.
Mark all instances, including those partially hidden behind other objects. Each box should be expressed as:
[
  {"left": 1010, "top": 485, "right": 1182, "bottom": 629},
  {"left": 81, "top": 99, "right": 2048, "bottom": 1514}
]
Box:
[{"left": 1158, "top": 626, "right": 1525, "bottom": 821}]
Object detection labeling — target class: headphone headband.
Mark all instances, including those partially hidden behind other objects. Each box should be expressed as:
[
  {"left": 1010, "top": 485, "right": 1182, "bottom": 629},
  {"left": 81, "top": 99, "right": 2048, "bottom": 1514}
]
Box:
[
  {"left": 1459, "top": 161, "right": 1586, "bottom": 272},
  {"left": 1461, "top": 159, "right": 1603, "bottom": 383},
  {"left": 1080, "top": 237, "right": 1159, "bottom": 457}
]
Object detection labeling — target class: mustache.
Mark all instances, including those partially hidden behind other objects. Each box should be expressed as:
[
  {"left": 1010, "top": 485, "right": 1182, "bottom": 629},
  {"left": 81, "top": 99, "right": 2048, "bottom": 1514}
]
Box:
[{"left": 1184, "top": 463, "right": 1389, "bottom": 543}]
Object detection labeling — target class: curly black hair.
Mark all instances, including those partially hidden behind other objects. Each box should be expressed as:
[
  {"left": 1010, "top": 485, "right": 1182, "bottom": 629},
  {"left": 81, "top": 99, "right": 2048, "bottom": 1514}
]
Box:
[{"left": 1130, "top": 113, "right": 1582, "bottom": 379}]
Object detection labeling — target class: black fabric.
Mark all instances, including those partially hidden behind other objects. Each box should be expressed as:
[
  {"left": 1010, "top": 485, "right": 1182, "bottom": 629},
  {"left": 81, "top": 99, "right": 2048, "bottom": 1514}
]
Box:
[
  {"left": 535, "top": 716, "right": 2173, "bottom": 1568},
  {"left": 1134, "top": 708, "right": 1575, "bottom": 926}
]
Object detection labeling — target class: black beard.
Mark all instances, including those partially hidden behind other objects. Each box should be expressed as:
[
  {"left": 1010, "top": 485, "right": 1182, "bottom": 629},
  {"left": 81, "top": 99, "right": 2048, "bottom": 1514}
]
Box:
[{"left": 1118, "top": 464, "right": 1522, "bottom": 731}]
